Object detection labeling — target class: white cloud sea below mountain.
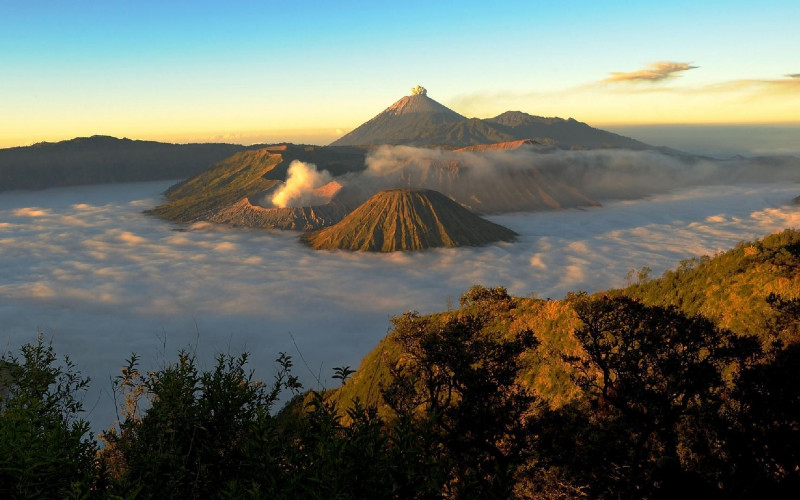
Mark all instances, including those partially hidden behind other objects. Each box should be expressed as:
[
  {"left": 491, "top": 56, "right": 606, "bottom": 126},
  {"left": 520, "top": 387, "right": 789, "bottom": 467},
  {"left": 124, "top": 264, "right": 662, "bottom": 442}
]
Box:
[{"left": 1, "top": 180, "right": 799, "bottom": 431}]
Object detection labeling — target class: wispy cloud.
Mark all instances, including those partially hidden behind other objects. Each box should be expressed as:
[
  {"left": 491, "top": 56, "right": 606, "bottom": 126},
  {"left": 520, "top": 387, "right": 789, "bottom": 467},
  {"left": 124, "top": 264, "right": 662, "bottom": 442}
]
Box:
[
  {"left": 704, "top": 74, "right": 800, "bottom": 94},
  {"left": 605, "top": 62, "right": 698, "bottom": 83}
]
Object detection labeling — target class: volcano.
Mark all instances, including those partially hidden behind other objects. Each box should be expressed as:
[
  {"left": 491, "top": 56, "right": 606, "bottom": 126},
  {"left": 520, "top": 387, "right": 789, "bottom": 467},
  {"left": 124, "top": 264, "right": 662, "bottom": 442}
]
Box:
[
  {"left": 330, "top": 86, "right": 466, "bottom": 147},
  {"left": 330, "top": 86, "right": 649, "bottom": 149},
  {"left": 302, "top": 188, "right": 516, "bottom": 252}
]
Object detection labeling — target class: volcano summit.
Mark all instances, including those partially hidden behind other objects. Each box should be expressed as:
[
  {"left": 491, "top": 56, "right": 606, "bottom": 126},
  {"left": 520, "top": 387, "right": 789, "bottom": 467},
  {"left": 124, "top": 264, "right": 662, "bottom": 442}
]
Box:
[{"left": 330, "top": 85, "right": 467, "bottom": 147}]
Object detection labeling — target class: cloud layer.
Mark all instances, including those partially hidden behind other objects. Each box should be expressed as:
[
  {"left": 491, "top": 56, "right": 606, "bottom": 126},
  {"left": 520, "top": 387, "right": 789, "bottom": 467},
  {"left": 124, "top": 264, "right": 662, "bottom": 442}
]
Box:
[{"left": 1, "top": 179, "right": 799, "bottom": 431}]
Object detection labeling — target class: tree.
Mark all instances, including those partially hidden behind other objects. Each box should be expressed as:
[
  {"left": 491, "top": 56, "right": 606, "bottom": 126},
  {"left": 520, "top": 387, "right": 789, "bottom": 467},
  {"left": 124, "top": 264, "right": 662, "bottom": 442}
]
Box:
[
  {"left": 564, "top": 295, "right": 760, "bottom": 496},
  {"left": 382, "top": 286, "right": 539, "bottom": 498},
  {"left": 101, "top": 350, "right": 300, "bottom": 498}
]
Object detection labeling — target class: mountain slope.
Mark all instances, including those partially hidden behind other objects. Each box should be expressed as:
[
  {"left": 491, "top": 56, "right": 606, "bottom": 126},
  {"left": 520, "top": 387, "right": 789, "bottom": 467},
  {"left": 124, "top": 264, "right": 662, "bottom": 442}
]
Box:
[
  {"left": 330, "top": 89, "right": 653, "bottom": 149},
  {"left": 331, "top": 229, "right": 800, "bottom": 415},
  {"left": 147, "top": 148, "right": 284, "bottom": 222},
  {"left": 485, "top": 111, "right": 650, "bottom": 150},
  {"left": 148, "top": 144, "right": 367, "bottom": 228},
  {"left": 330, "top": 90, "right": 467, "bottom": 146},
  {"left": 619, "top": 229, "right": 800, "bottom": 341},
  {"left": 0, "top": 135, "right": 245, "bottom": 192},
  {"left": 302, "top": 188, "right": 517, "bottom": 252}
]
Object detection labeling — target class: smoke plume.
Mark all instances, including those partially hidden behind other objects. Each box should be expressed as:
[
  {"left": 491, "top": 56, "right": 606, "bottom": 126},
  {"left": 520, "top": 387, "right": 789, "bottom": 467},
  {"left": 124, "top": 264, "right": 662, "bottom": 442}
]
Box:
[{"left": 271, "top": 160, "right": 333, "bottom": 208}]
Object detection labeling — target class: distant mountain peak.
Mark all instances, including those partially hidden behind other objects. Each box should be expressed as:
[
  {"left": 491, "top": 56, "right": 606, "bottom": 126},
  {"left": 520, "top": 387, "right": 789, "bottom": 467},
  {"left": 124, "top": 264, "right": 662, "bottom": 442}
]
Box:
[
  {"left": 330, "top": 90, "right": 465, "bottom": 147},
  {"left": 330, "top": 89, "right": 652, "bottom": 149},
  {"left": 383, "top": 93, "right": 465, "bottom": 118}
]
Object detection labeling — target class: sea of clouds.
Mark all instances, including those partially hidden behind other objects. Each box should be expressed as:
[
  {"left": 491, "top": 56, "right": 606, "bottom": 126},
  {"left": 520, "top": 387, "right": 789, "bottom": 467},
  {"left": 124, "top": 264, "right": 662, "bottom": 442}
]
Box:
[{"left": 1, "top": 179, "right": 799, "bottom": 431}]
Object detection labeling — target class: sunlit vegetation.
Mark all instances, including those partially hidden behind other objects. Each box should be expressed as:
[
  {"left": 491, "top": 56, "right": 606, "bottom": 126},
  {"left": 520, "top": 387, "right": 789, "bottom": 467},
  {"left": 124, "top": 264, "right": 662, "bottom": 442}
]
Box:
[{"left": 2, "top": 230, "right": 800, "bottom": 498}]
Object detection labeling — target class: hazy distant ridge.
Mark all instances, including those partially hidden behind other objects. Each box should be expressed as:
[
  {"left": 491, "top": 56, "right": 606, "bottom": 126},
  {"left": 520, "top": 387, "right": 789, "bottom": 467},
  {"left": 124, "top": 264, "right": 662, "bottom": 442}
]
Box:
[{"left": 0, "top": 135, "right": 246, "bottom": 192}]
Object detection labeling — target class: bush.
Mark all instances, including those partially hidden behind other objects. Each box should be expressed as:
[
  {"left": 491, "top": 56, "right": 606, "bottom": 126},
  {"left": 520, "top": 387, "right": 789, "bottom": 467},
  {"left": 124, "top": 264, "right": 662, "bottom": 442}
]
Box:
[{"left": 0, "top": 334, "right": 98, "bottom": 498}]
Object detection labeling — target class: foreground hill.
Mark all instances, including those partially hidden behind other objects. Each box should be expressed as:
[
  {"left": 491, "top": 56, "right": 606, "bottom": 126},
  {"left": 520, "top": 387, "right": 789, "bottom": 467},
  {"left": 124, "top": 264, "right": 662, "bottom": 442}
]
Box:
[
  {"left": 302, "top": 188, "right": 517, "bottom": 252},
  {"left": 0, "top": 135, "right": 246, "bottom": 191},
  {"left": 333, "top": 229, "right": 800, "bottom": 412},
  {"left": 330, "top": 86, "right": 650, "bottom": 150}
]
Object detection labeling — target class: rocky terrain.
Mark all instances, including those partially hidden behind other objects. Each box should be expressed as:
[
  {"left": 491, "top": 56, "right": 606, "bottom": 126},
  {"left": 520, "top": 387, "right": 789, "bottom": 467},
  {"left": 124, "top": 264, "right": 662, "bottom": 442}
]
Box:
[{"left": 302, "top": 188, "right": 516, "bottom": 252}]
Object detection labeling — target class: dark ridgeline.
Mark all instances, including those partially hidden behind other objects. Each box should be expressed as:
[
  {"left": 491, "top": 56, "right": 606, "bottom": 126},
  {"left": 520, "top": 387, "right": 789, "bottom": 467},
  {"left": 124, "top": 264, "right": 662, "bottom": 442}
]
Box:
[{"left": 0, "top": 135, "right": 246, "bottom": 191}]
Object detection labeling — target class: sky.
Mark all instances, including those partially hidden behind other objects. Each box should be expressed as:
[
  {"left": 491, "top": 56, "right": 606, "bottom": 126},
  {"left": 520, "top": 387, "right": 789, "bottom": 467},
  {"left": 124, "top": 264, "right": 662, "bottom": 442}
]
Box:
[
  {"left": 1, "top": 0, "right": 800, "bottom": 148},
  {"left": 2, "top": 175, "right": 798, "bottom": 431}
]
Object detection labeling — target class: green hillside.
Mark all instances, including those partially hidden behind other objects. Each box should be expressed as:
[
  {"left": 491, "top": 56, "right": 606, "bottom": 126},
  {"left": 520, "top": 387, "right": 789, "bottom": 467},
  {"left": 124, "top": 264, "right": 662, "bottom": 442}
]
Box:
[
  {"left": 619, "top": 229, "right": 800, "bottom": 341},
  {"left": 334, "top": 229, "right": 800, "bottom": 414}
]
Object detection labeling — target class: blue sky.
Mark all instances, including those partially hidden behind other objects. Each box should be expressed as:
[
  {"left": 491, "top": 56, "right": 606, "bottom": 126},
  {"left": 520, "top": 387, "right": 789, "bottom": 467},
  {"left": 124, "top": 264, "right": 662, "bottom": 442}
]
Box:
[{"left": 1, "top": 0, "right": 799, "bottom": 147}]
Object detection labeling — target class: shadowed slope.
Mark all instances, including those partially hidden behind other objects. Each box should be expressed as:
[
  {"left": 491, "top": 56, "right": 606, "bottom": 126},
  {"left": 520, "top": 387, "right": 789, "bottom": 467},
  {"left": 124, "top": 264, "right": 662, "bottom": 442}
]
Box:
[
  {"left": 302, "top": 188, "right": 516, "bottom": 252},
  {"left": 485, "top": 111, "right": 650, "bottom": 150},
  {"left": 0, "top": 135, "right": 246, "bottom": 192}
]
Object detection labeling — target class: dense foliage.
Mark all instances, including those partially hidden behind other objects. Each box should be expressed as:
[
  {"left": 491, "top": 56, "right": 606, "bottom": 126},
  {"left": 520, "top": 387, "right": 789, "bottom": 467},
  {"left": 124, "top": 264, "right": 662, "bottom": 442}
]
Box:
[{"left": 2, "top": 230, "right": 800, "bottom": 498}]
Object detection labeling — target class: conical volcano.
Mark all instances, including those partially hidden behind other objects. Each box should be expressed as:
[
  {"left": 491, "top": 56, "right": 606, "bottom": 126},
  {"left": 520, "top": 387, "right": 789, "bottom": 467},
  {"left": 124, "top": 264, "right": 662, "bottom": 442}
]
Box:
[
  {"left": 330, "top": 86, "right": 466, "bottom": 146},
  {"left": 302, "top": 188, "right": 516, "bottom": 252},
  {"left": 330, "top": 85, "right": 654, "bottom": 149}
]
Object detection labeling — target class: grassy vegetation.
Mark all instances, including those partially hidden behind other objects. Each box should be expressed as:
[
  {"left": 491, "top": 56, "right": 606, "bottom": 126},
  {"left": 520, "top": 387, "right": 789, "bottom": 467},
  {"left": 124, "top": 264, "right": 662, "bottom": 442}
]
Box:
[
  {"left": 3, "top": 230, "right": 800, "bottom": 498},
  {"left": 619, "top": 229, "right": 800, "bottom": 341}
]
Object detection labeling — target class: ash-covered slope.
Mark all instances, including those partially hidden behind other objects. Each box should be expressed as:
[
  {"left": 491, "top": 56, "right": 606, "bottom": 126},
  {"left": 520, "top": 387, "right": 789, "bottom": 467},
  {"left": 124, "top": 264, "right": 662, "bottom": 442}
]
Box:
[
  {"left": 302, "top": 188, "right": 516, "bottom": 252},
  {"left": 330, "top": 87, "right": 466, "bottom": 146},
  {"left": 147, "top": 144, "right": 366, "bottom": 229}
]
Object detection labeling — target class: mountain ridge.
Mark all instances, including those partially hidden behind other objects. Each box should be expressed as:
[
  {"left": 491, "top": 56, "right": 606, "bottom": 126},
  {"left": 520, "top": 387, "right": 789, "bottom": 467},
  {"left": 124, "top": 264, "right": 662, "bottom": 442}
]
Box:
[
  {"left": 0, "top": 135, "right": 248, "bottom": 192},
  {"left": 330, "top": 89, "right": 650, "bottom": 149}
]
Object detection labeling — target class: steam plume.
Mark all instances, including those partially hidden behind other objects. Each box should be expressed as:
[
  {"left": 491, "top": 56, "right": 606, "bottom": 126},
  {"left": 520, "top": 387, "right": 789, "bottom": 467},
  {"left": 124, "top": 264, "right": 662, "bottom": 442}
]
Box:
[{"left": 271, "top": 161, "right": 333, "bottom": 208}]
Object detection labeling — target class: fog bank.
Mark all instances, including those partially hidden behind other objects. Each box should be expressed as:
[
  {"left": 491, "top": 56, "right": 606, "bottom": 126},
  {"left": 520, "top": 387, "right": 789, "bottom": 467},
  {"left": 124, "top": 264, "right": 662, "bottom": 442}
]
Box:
[{"left": 1, "top": 180, "right": 799, "bottom": 431}]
